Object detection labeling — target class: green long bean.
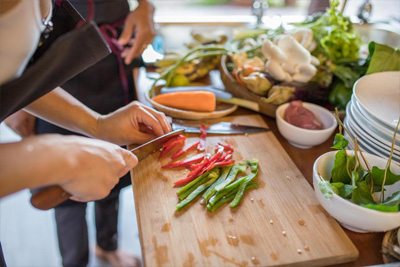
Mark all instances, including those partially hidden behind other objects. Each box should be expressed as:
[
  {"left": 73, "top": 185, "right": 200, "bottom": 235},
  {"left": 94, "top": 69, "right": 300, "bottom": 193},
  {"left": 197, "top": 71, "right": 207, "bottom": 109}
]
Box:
[
  {"left": 202, "top": 166, "right": 232, "bottom": 202},
  {"left": 208, "top": 182, "right": 259, "bottom": 212},
  {"left": 214, "top": 164, "right": 247, "bottom": 192},
  {"left": 231, "top": 159, "right": 259, "bottom": 208},
  {"left": 178, "top": 168, "right": 219, "bottom": 200},
  {"left": 176, "top": 169, "right": 221, "bottom": 210}
]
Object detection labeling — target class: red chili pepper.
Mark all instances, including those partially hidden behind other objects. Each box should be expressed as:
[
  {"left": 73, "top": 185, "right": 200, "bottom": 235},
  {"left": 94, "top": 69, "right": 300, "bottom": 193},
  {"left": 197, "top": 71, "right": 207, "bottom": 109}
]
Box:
[
  {"left": 170, "top": 141, "right": 200, "bottom": 160},
  {"left": 211, "top": 159, "right": 235, "bottom": 168},
  {"left": 217, "top": 142, "right": 234, "bottom": 152},
  {"left": 173, "top": 157, "right": 210, "bottom": 187},
  {"left": 197, "top": 124, "right": 207, "bottom": 152},
  {"left": 161, "top": 154, "right": 204, "bottom": 169},
  {"left": 188, "top": 154, "right": 209, "bottom": 170},
  {"left": 187, "top": 146, "right": 224, "bottom": 180},
  {"left": 218, "top": 151, "right": 233, "bottom": 162},
  {"left": 159, "top": 135, "right": 186, "bottom": 159},
  {"left": 162, "top": 134, "right": 186, "bottom": 148}
]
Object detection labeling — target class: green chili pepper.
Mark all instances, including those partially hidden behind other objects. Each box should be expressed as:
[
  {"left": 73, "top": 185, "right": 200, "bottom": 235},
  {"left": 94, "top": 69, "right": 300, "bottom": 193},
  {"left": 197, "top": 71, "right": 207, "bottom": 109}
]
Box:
[
  {"left": 176, "top": 169, "right": 221, "bottom": 210},
  {"left": 209, "top": 182, "right": 259, "bottom": 212},
  {"left": 214, "top": 164, "right": 247, "bottom": 192},
  {"left": 202, "top": 166, "right": 232, "bottom": 202}
]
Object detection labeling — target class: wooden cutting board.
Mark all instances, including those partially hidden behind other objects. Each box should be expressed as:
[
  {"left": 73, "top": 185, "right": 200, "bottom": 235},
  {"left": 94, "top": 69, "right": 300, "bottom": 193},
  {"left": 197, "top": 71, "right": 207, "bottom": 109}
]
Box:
[{"left": 130, "top": 114, "right": 358, "bottom": 266}]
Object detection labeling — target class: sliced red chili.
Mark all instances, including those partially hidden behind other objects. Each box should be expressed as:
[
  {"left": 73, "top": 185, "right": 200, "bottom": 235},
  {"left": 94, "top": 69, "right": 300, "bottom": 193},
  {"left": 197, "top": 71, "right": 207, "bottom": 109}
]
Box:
[
  {"left": 161, "top": 154, "right": 205, "bottom": 169},
  {"left": 218, "top": 151, "right": 233, "bottom": 162},
  {"left": 211, "top": 159, "right": 235, "bottom": 168},
  {"left": 217, "top": 142, "right": 234, "bottom": 152},
  {"left": 170, "top": 141, "right": 200, "bottom": 160},
  {"left": 159, "top": 135, "right": 186, "bottom": 159},
  {"left": 197, "top": 124, "right": 207, "bottom": 152},
  {"left": 162, "top": 134, "right": 186, "bottom": 148},
  {"left": 173, "top": 157, "right": 210, "bottom": 187}
]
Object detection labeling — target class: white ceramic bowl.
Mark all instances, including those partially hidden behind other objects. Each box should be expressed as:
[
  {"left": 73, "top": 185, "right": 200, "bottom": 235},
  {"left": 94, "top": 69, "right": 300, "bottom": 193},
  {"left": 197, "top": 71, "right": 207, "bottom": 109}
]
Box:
[
  {"left": 313, "top": 150, "right": 400, "bottom": 233},
  {"left": 276, "top": 102, "right": 337, "bottom": 149}
]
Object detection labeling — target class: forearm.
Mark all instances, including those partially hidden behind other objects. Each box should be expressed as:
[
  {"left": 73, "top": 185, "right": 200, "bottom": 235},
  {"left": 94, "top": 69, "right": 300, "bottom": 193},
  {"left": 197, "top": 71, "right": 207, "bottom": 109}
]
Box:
[
  {"left": 0, "top": 135, "right": 70, "bottom": 198},
  {"left": 25, "top": 87, "right": 100, "bottom": 138}
]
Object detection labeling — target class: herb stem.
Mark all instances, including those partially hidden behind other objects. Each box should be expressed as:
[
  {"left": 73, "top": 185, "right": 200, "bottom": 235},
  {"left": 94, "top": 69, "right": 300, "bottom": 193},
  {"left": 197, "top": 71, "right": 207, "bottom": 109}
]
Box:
[
  {"left": 380, "top": 117, "right": 400, "bottom": 202},
  {"left": 334, "top": 108, "right": 371, "bottom": 171}
]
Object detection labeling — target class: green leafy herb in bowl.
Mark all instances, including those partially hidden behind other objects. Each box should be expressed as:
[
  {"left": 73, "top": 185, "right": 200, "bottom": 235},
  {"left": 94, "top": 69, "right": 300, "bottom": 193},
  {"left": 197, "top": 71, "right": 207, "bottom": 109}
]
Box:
[{"left": 312, "top": 112, "right": 400, "bottom": 232}]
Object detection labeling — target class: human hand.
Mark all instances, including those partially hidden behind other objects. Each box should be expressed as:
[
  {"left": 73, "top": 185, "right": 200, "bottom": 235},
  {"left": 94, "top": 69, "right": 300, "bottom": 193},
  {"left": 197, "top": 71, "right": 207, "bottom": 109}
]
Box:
[
  {"left": 4, "top": 110, "right": 36, "bottom": 138},
  {"left": 118, "top": 0, "right": 156, "bottom": 64},
  {"left": 95, "top": 101, "right": 172, "bottom": 145},
  {"left": 54, "top": 135, "right": 138, "bottom": 202}
]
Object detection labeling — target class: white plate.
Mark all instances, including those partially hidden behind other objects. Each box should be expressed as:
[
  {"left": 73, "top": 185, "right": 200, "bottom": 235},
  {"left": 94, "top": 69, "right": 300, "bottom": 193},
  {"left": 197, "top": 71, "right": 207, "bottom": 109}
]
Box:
[
  {"left": 344, "top": 120, "right": 400, "bottom": 165},
  {"left": 353, "top": 71, "right": 400, "bottom": 129},
  {"left": 347, "top": 103, "right": 400, "bottom": 154},
  {"left": 146, "top": 87, "right": 238, "bottom": 120},
  {"left": 345, "top": 129, "right": 400, "bottom": 165},
  {"left": 351, "top": 96, "right": 400, "bottom": 143}
]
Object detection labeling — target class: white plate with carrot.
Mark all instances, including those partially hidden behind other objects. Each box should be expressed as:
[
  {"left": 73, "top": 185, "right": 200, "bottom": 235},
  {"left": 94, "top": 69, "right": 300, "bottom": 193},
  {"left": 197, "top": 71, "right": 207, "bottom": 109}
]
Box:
[{"left": 146, "top": 86, "right": 237, "bottom": 120}]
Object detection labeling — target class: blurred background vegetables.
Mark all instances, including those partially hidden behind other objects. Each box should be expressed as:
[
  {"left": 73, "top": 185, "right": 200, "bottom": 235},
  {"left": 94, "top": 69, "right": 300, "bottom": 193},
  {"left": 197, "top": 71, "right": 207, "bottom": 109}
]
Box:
[{"left": 151, "top": 0, "right": 400, "bottom": 112}]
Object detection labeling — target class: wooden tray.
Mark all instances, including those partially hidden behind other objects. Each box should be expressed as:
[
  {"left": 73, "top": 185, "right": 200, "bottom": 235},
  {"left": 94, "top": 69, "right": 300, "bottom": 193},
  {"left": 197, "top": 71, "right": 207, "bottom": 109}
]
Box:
[
  {"left": 130, "top": 114, "right": 358, "bottom": 266},
  {"left": 146, "top": 85, "right": 238, "bottom": 120}
]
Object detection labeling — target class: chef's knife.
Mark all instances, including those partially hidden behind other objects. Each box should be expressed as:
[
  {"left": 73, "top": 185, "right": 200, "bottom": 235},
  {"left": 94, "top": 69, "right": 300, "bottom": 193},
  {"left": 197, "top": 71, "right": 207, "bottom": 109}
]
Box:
[
  {"left": 30, "top": 129, "right": 185, "bottom": 210},
  {"left": 172, "top": 122, "right": 270, "bottom": 135}
]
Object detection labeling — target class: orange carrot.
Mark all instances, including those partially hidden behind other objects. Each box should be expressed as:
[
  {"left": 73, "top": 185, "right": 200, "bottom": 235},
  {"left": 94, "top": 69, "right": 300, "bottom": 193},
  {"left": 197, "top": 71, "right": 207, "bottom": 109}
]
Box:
[{"left": 152, "top": 91, "right": 216, "bottom": 112}]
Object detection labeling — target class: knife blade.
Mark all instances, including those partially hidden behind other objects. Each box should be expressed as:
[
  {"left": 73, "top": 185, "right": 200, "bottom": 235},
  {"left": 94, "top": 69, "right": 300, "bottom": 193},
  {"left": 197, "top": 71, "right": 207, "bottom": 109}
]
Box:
[
  {"left": 129, "top": 129, "right": 184, "bottom": 160},
  {"left": 172, "top": 122, "right": 270, "bottom": 135},
  {"left": 30, "top": 129, "right": 185, "bottom": 210}
]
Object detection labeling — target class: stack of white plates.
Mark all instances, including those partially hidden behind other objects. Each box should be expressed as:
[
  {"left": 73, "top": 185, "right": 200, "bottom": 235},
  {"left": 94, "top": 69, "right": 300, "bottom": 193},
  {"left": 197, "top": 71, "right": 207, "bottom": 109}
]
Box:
[{"left": 343, "top": 71, "right": 400, "bottom": 165}]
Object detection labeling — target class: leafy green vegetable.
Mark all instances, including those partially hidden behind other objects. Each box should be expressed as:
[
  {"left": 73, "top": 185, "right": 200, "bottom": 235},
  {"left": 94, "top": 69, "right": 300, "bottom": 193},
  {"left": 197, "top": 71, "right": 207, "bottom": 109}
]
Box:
[
  {"left": 331, "top": 133, "right": 349, "bottom": 150},
  {"left": 371, "top": 165, "right": 400, "bottom": 186},
  {"left": 322, "top": 124, "right": 400, "bottom": 213},
  {"left": 366, "top": 42, "right": 400, "bottom": 75},
  {"left": 318, "top": 179, "right": 335, "bottom": 200},
  {"left": 361, "top": 191, "right": 400, "bottom": 212},
  {"left": 331, "top": 182, "right": 356, "bottom": 198},
  {"left": 331, "top": 150, "right": 352, "bottom": 184},
  {"left": 300, "top": 0, "right": 362, "bottom": 64},
  {"left": 351, "top": 181, "right": 375, "bottom": 205}
]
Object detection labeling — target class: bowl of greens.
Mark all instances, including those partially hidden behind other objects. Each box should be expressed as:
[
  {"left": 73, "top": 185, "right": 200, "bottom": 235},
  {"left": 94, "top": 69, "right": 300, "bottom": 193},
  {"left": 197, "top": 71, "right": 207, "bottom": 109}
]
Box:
[{"left": 313, "top": 140, "right": 400, "bottom": 232}]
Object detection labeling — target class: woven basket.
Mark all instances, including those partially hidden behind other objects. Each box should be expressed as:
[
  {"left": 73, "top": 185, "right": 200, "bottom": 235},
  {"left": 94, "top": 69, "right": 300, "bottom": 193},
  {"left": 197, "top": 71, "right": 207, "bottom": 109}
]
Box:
[{"left": 382, "top": 227, "right": 400, "bottom": 263}]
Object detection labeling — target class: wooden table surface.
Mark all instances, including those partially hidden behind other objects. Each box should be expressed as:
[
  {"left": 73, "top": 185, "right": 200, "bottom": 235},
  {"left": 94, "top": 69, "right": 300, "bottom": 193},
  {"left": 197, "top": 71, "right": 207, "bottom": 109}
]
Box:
[{"left": 134, "top": 68, "right": 385, "bottom": 266}]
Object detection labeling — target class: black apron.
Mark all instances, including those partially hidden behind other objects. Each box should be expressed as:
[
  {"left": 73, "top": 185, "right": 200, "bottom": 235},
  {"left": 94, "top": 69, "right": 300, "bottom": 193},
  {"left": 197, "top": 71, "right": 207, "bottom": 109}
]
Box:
[{"left": 35, "top": 0, "right": 143, "bottom": 207}]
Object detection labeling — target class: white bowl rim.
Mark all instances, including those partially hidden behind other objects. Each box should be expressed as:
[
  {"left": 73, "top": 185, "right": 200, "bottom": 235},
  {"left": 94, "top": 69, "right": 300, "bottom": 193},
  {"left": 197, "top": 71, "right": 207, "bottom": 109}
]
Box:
[
  {"left": 276, "top": 102, "right": 337, "bottom": 134},
  {"left": 313, "top": 150, "right": 400, "bottom": 216}
]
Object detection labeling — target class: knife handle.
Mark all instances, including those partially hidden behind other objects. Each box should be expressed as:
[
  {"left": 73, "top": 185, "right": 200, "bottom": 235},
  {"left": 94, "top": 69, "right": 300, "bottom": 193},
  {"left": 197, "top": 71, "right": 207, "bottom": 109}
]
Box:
[{"left": 30, "top": 185, "right": 71, "bottom": 210}]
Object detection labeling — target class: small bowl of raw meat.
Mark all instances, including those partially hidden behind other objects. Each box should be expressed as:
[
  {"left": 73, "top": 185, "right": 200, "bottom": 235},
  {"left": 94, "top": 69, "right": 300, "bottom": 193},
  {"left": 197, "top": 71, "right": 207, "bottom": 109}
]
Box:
[{"left": 276, "top": 101, "right": 337, "bottom": 149}]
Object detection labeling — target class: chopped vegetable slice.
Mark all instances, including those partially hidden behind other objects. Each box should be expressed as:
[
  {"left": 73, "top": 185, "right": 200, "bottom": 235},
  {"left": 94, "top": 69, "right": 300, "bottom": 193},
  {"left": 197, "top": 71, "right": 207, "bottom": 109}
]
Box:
[
  {"left": 173, "top": 157, "right": 210, "bottom": 187},
  {"left": 214, "top": 164, "right": 247, "bottom": 191},
  {"left": 208, "top": 182, "right": 259, "bottom": 212},
  {"left": 161, "top": 154, "right": 205, "bottom": 169},
  {"left": 197, "top": 124, "right": 207, "bottom": 152},
  {"left": 176, "top": 168, "right": 221, "bottom": 210},
  {"left": 170, "top": 141, "right": 200, "bottom": 159},
  {"left": 159, "top": 135, "right": 186, "bottom": 159},
  {"left": 217, "top": 143, "right": 234, "bottom": 152},
  {"left": 202, "top": 166, "right": 232, "bottom": 202}
]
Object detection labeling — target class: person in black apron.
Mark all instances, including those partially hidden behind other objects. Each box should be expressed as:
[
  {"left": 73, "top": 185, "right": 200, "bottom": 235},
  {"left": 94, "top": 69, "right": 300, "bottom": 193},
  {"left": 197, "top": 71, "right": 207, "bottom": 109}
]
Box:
[{"left": 0, "top": 0, "right": 171, "bottom": 266}]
